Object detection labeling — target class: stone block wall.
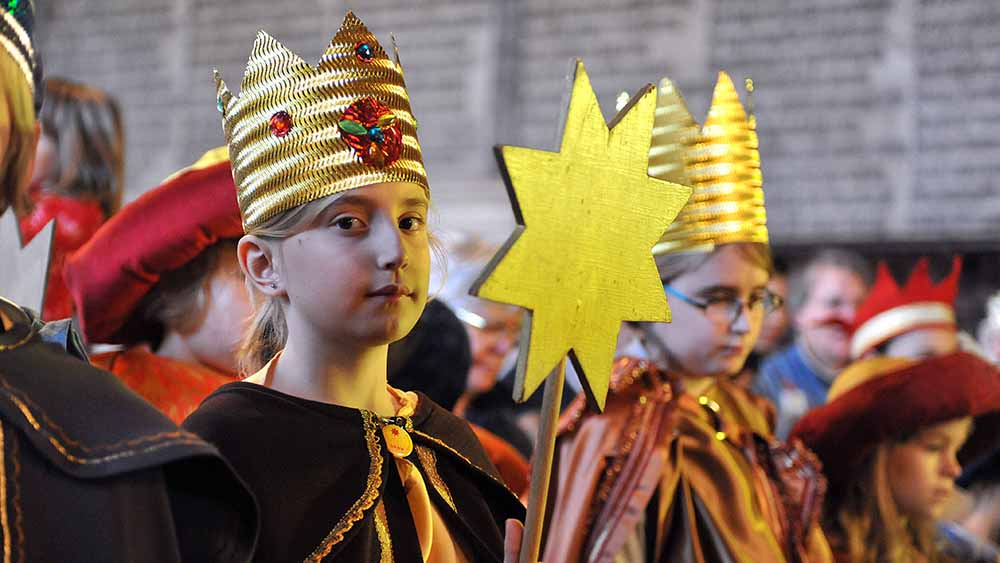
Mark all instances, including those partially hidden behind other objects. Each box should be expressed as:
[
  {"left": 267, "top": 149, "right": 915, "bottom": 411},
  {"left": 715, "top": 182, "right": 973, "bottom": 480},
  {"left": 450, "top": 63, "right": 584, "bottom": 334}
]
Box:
[{"left": 35, "top": 0, "right": 1000, "bottom": 245}]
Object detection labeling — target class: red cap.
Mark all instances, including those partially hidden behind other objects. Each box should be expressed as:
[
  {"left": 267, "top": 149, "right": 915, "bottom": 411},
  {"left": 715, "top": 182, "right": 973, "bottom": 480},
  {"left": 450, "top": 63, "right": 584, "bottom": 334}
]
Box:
[
  {"left": 789, "top": 351, "right": 1000, "bottom": 487},
  {"left": 64, "top": 148, "right": 243, "bottom": 344},
  {"left": 849, "top": 257, "right": 961, "bottom": 359}
]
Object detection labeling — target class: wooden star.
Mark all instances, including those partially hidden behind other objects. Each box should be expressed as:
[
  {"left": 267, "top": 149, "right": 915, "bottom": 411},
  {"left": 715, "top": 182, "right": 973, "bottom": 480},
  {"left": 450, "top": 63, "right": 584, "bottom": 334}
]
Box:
[{"left": 472, "top": 61, "right": 691, "bottom": 411}]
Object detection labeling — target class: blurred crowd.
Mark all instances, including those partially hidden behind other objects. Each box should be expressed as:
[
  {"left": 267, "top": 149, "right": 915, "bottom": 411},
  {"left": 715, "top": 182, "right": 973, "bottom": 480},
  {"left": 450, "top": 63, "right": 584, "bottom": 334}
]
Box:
[{"left": 5, "top": 4, "right": 1000, "bottom": 563}]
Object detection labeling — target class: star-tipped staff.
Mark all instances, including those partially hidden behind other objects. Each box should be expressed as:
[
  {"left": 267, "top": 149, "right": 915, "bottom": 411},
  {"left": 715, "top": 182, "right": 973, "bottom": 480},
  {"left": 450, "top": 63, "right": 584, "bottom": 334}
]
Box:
[{"left": 471, "top": 61, "right": 692, "bottom": 562}]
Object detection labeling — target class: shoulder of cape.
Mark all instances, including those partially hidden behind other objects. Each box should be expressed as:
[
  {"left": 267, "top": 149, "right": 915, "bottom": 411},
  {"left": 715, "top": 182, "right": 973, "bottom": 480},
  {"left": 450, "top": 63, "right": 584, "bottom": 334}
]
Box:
[{"left": 0, "top": 314, "right": 222, "bottom": 479}]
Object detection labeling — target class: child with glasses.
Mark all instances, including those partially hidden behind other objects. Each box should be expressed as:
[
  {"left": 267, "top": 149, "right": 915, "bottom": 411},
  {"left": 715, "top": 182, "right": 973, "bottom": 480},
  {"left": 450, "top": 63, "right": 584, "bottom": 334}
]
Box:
[{"left": 542, "top": 74, "right": 832, "bottom": 563}]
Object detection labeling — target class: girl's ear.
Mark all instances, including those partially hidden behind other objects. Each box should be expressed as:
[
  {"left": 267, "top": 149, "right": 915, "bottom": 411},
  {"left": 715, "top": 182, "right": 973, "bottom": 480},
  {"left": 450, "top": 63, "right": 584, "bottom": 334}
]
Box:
[{"left": 238, "top": 235, "right": 285, "bottom": 297}]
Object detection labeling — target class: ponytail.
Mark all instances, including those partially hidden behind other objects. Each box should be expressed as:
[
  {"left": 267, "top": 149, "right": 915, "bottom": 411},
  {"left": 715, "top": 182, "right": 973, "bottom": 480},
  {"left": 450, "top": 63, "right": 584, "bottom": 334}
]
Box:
[{"left": 238, "top": 290, "right": 287, "bottom": 375}]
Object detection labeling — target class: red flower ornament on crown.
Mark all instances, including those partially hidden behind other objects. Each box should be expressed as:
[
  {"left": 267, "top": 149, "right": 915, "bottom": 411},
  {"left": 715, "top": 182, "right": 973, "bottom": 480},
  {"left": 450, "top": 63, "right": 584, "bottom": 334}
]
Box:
[{"left": 338, "top": 98, "right": 402, "bottom": 168}]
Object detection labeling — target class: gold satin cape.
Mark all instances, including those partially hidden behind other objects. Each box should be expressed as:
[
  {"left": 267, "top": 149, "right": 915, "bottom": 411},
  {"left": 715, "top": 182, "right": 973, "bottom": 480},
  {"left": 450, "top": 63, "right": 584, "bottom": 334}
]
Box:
[{"left": 543, "top": 358, "right": 831, "bottom": 563}]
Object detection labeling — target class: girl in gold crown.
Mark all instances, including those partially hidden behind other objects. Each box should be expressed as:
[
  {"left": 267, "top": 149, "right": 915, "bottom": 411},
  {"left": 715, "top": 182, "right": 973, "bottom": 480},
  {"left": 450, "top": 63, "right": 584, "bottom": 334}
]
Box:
[
  {"left": 183, "top": 12, "right": 525, "bottom": 563},
  {"left": 541, "top": 74, "right": 832, "bottom": 563}
]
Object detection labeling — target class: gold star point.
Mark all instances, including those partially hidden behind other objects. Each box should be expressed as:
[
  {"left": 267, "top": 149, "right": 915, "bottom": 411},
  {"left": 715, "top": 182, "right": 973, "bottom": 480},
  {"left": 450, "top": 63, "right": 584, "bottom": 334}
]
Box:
[{"left": 472, "top": 61, "right": 692, "bottom": 410}]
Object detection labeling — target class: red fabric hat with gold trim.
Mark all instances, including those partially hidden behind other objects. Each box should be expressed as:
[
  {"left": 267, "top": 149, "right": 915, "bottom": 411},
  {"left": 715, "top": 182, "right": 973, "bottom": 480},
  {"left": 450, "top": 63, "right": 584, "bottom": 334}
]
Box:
[
  {"left": 64, "top": 147, "right": 242, "bottom": 344},
  {"left": 789, "top": 351, "right": 1000, "bottom": 487},
  {"left": 849, "top": 257, "right": 961, "bottom": 360}
]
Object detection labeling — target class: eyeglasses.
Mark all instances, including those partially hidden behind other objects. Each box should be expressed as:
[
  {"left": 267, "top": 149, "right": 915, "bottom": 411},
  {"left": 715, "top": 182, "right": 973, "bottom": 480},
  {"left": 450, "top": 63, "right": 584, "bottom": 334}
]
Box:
[{"left": 664, "top": 284, "right": 783, "bottom": 325}]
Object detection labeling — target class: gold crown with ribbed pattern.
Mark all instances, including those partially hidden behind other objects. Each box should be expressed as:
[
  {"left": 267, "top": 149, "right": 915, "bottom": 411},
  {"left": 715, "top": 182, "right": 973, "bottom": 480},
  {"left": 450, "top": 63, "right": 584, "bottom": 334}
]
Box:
[
  {"left": 618, "top": 71, "right": 767, "bottom": 255},
  {"left": 215, "top": 11, "right": 428, "bottom": 230}
]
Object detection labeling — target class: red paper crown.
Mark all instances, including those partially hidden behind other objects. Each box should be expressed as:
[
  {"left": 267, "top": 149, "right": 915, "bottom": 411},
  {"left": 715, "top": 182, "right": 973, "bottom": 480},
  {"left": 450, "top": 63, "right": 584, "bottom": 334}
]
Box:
[{"left": 849, "top": 257, "right": 961, "bottom": 359}]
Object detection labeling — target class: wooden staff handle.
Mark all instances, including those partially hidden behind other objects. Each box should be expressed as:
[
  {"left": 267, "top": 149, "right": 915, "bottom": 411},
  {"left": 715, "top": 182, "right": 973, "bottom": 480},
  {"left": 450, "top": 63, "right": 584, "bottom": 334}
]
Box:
[{"left": 518, "top": 357, "right": 566, "bottom": 563}]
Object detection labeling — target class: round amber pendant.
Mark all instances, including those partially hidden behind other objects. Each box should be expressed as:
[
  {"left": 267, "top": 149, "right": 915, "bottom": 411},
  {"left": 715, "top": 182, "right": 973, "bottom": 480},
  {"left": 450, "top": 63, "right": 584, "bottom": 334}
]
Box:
[{"left": 382, "top": 424, "right": 413, "bottom": 458}]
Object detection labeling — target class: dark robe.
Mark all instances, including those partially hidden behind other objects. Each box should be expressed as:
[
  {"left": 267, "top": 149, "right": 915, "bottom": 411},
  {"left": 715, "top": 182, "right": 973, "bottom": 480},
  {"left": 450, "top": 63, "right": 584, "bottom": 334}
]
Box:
[
  {"left": 0, "top": 297, "right": 257, "bottom": 562},
  {"left": 184, "top": 382, "right": 526, "bottom": 562}
]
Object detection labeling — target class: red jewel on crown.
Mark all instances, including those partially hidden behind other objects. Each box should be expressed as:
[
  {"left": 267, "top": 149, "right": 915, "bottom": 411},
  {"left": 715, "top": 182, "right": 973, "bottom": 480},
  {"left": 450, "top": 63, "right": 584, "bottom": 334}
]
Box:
[
  {"left": 337, "top": 97, "right": 403, "bottom": 168},
  {"left": 269, "top": 111, "right": 293, "bottom": 138}
]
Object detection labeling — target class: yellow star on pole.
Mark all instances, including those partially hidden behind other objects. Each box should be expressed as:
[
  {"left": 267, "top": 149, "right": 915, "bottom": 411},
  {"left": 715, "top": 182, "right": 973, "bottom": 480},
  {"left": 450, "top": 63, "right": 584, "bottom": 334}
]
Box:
[{"left": 472, "top": 61, "right": 692, "bottom": 410}]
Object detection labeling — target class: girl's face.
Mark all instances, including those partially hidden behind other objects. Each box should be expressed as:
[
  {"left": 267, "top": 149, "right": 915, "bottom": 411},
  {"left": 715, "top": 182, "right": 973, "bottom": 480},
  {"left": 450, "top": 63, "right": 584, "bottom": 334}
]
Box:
[
  {"left": 887, "top": 417, "right": 972, "bottom": 521},
  {"left": 645, "top": 245, "right": 770, "bottom": 379},
  {"left": 276, "top": 182, "right": 430, "bottom": 347}
]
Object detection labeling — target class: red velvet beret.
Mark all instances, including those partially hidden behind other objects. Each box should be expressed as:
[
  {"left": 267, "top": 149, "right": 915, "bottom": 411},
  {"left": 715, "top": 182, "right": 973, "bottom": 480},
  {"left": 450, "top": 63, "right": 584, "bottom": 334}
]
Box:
[
  {"left": 63, "top": 148, "right": 243, "bottom": 344},
  {"left": 789, "top": 351, "right": 1000, "bottom": 487}
]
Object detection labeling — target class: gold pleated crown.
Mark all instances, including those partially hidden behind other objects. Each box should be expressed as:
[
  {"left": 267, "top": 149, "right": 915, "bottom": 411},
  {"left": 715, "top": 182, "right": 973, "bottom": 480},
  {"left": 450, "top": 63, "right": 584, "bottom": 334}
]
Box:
[
  {"left": 618, "top": 72, "right": 767, "bottom": 255},
  {"left": 215, "top": 11, "right": 428, "bottom": 230},
  {"left": 1, "top": 0, "right": 40, "bottom": 108}
]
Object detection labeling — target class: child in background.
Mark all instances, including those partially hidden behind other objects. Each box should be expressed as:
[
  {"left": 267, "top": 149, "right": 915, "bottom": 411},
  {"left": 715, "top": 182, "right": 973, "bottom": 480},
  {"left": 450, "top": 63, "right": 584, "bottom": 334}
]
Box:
[
  {"left": 64, "top": 147, "right": 248, "bottom": 423},
  {"left": 20, "top": 77, "right": 124, "bottom": 320},
  {"left": 0, "top": 4, "right": 256, "bottom": 559},
  {"left": 792, "top": 352, "right": 1000, "bottom": 562}
]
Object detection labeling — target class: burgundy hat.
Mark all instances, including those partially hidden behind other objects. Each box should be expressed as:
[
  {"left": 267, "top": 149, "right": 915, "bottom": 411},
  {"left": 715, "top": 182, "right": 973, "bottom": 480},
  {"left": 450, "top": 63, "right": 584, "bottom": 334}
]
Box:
[
  {"left": 64, "top": 147, "right": 243, "bottom": 344},
  {"left": 790, "top": 351, "right": 1000, "bottom": 486}
]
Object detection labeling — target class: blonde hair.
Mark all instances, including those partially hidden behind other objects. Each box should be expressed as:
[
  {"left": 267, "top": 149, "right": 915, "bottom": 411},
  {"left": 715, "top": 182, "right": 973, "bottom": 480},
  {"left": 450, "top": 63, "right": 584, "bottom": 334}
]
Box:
[
  {"left": 237, "top": 195, "right": 337, "bottom": 375},
  {"left": 826, "top": 444, "right": 944, "bottom": 563},
  {"left": 655, "top": 242, "right": 774, "bottom": 284},
  {"left": 237, "top": 190, "right": 440, "bottom": 375},
  {"left": 0, "top": 52, "right": 37, "bottom": 215},
  {"left": 38, "top": 78, "right": 125, "bottom": 217}
]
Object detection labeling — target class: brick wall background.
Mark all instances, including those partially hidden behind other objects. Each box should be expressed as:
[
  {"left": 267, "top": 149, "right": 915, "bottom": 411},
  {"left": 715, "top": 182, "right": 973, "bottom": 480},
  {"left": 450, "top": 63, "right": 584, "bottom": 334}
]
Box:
[{"left": 34, "top": 0, "right": 1000, "bottom": 247}]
